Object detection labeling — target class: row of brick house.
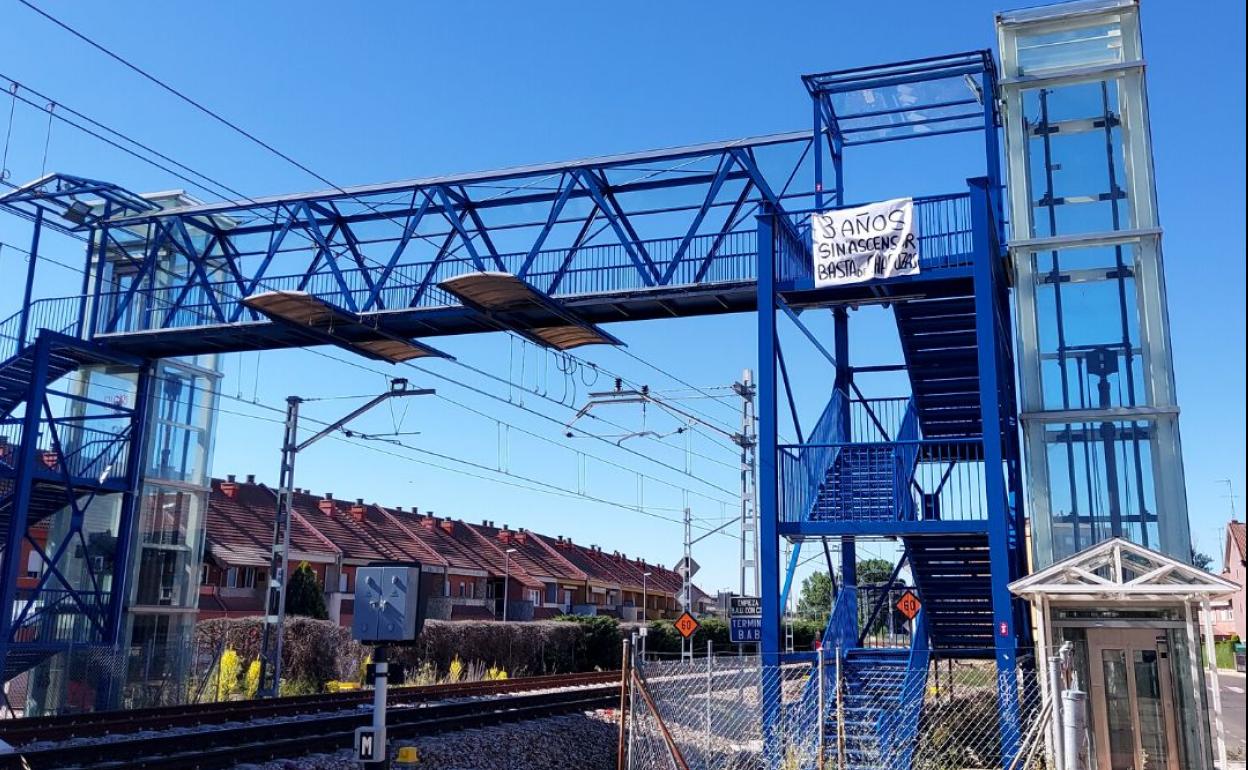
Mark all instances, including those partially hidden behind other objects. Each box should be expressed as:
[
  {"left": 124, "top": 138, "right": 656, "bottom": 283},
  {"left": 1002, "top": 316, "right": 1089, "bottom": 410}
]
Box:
[{"left": 198, "top": 475, "right": 696, "bottom": 627}]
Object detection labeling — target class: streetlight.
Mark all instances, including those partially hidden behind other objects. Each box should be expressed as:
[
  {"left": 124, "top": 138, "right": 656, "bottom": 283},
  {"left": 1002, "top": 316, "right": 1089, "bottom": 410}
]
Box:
[
  {"left": 641, "top": 572, "right": 652, "bottom": 623},
  {"left": 503, "top": 548, "right": 517, "bottom": 622}
]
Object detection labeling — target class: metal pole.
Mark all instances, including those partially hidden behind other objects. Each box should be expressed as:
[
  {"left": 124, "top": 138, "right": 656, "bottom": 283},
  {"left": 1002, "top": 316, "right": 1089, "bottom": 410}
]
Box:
[
  {"left": 617, "top": 637, "right": 631, "bottom": 770},
  {"left": 836, "top": 645, "right": 846, "bottom": 769},
  {"left": 1049, "top": 654, "right": 1066, "bottom": 770},
  {"left": 503, "top": 552, "right": 510, "bottom": 622},
  {"left": 259, "top": 395, "right": 300, "bottom": 698},
  {"left": 683, "top": 507, "right": 692, "bottom": 660},
  {"left": 371, "top": 644, "right": 390, "bottom": 769},
  {"left": 705, "top": 639, "right": 713, "bottom": 756},
  {"left": 1061, "top": 688, "right": 1088, "bottom": 770},
  {"left": 259, "top": 383, "right": 432, "bottom": 698},
  {"left": 642, "top": 573, "right": 647, "bottom": 625},
  {"left": 736, "top": 369, "right": 758, "bottom": 598},
  {"left": 817, "top": 644, "right": 826, "bottom": 764},
  {"left": 1200, "top": 598, "right": 1229, "bottom": 770},
  {"left": 17, "top": 206, "right": 43, "bottom": 347}
]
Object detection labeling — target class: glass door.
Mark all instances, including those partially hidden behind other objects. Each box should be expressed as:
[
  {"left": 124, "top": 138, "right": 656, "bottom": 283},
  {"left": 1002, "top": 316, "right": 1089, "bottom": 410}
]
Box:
[{"left": 1087, "top": 628, "right": 1180, "bottom": 770}]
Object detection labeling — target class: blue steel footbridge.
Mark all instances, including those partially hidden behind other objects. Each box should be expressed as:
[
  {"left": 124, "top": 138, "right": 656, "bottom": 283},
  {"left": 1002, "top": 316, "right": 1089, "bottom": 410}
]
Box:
[{"left": 1, "top": 50, "right": 1031, "bottom": 766}]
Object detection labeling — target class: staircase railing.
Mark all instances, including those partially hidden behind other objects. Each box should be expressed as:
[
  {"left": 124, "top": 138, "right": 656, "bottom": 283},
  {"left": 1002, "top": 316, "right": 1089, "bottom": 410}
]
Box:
[
  {"left": 893, "top": 398, "right": 921, "bottom": 521},
  {"left": 877, "top": 610, "right": 930, "bottom": 765},
  {"left": 779, "top": 388, "right": 846, "bottom": 524},
  {"left": 0, "top": 297, "right": 84, "bottom": 364}
]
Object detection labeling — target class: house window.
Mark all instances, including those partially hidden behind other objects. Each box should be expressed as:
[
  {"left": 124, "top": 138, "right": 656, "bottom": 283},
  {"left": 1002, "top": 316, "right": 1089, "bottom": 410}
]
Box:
[
  {"left": 528, "top": 589, "right": 541, "bottom": 607},
  {"left": 226, "top": 567, "right": 257, "bottom": 589},
  {"left": 200, "top": 564, "right": 210, "bottom": 586},
  {"left": 25, "top": 551, "right": 42, "bottom": 579},
  {"left": 338, "top": 572, "right": 350, "bottom": 593}
]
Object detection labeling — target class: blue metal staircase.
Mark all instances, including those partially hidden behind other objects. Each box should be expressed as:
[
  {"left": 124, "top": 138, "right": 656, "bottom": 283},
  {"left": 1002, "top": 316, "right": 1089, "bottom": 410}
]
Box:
[
  {"left": 905, "top": 534, "right": 994, "bottom": 654},
  {"left": 810, "top": 444, "right": 895, "bottom": 523},
  {"left": 827, "top": 647, "right": 910, "bottom": 768},
  {"left": 0, "top": 308, "right": 147, "bottom": 693},
  {"left": 894, "top": 294, "right": 983, "bottom": 441}
]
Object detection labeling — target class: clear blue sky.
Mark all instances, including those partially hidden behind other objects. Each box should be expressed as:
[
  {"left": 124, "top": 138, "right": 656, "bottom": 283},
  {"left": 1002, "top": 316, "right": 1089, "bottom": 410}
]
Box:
[{"left": 1, "top": 1, "right": 1243, "bottom": 594}]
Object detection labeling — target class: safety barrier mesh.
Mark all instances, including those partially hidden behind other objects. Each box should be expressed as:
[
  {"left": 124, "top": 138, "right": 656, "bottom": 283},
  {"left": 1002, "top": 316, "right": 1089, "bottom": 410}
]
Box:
[{"left": 626, "top": 647, "right": 1053, "bottom": 770}]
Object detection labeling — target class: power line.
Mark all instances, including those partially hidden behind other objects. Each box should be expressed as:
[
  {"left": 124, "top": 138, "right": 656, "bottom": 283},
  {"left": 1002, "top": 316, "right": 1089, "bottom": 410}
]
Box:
[
  {"left": 5, "top": 11, "right": 739, "bottom": 487},
  {"left": 17, "top": 0, "right": 344, "bottom": 198},
  {"left": 53, "top": 368, "right": 737, "bottom": 530},
  {"left": 0, "top": 72, "right": 248, "bottom": 202}
]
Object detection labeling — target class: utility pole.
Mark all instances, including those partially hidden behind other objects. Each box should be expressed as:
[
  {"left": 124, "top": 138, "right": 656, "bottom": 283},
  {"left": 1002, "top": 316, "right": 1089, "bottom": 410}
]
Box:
[
  {"left": 257, "top": 378, "right": 433, "bottom": 698},
  {"left": 682, "top": 506, "right": 693, "bottom": 661},
  {"left": 734, "top": 370, "right": 758, "bottom": 598}
]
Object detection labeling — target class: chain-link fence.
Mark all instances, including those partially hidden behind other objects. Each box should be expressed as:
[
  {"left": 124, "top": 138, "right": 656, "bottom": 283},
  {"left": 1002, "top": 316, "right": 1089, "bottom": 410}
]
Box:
[{"left": 626, "top": 643, "right": 1053, "bottom": 770}]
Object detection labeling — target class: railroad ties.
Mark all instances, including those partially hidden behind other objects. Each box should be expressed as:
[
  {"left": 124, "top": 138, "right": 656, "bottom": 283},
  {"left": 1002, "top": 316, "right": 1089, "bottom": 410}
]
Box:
[{"left": 0, "top": 672, "right": 620, "bottom": 770}]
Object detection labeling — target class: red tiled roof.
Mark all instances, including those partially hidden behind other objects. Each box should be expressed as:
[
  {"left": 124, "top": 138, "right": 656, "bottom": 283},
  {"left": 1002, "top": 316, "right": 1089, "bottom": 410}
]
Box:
[
  {"left": 382, "top": 509, "right": 498, "bottom": 575},
  {"left": 1229, "top": 521, "right": 1246, "bottom": 564},
  {"left": 466, "top": 523, "right": 586, "bottom": 584},
  {"left": 452, "top": 522, "right": 543, "bottom": 589},
  {"left": 287, "top": 491, "right": 392, "bottom": 563},
  {"left": 204, "top": 477, "right": 699, "bottom": 598},
  {"left": 206, "top": 479, "right": 329, "bottom": 567}
]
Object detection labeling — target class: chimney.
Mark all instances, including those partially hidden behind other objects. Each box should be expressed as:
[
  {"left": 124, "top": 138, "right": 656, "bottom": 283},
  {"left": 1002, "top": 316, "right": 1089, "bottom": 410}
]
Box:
[
  {"left": 318, "top": 493, "right": 335, "bottom": 515},
  {"left": 440, "top": 519, "right": 455, "bottom": 535},
  {"left": 515, "top": 530, "right": 527, "bottom": 545},
  {"left": 350, "top": 499, "right": 367, "bottom": 523},
  {"left": 221, "top": 475, "right": 238, "bottom": 498},
  {"left": 245, "top": 474, "right": 255, "bottom": 484},
  {"left": 420, "top": 516, "right": 435, "bottom": 530},
  {"left": 394, "top": 506, "right": 404, "bottom": 513}
]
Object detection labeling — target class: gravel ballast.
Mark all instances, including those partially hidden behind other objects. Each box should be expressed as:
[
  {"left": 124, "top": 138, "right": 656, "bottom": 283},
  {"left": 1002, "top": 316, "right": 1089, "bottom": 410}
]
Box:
[{"left": 235, "top": 709, "right": 618, "bottom": 770}]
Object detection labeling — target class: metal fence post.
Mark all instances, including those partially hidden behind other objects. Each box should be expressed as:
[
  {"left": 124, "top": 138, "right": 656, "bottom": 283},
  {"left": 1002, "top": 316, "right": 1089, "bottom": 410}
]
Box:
[
  {"left": 618, "top": 636, "right": 631, "bottom": 770},
  {"left": 1062, "top": 688, "right": 1088, "bottom": 770},
  {"left": 705, "top": 640, "right": 713, "bottom": 757},
  {"left": 1049, "top": 653, "right": 1065, "bottom": 770},
  {"left": 835, "top": 645, "right": 845, "bottom": 770},
  {"left": 817, "top": 644, "right": 826, "bottom": 766}
]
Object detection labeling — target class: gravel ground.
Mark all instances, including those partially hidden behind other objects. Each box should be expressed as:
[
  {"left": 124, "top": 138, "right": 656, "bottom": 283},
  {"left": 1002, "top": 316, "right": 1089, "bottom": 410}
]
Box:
[{"left": 235, "top": 709, "right": 619, "bottom": 770}]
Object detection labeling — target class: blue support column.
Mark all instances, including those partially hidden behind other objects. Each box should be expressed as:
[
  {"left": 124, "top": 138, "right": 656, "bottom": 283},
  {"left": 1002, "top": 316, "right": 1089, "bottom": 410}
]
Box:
[
  {"left": 105, "top": 363, "right": 152, "bottom": 640},
  {"left": 813, "top": 100, "right": 825, "bottom": 210},
  {"left": 833, "top": 308, "right": 856, "bottom": 592},
  {"left": 756, "top": 205, "right": 782, "bottom": 763},
  {"left": 17, "top": 207, "right": 43, "bottom": 347},
  {"left": 968, "top": 176, "right": 1021, "bottom": 760}
]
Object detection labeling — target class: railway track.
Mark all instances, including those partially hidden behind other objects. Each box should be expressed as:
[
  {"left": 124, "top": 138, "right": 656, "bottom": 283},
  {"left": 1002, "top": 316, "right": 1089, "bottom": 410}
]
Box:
[{"left": 0, "top": 671, "right": 621, "bottom": 769}]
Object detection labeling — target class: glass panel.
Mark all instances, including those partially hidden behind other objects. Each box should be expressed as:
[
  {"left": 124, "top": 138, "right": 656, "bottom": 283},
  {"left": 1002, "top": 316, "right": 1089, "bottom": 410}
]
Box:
[
  {"left": 1132, "top": 649, "right": 1169, "bottom": 769},
  {"left": 1042, "top": 419, "right": 1159, "bottom": 561},
  {"left": 1033, "top": 243, "right": 1145, "bottom": 409},
  {"left": 1101, "top": 648, "right": 1136, "bottom": 770},
  {"left": 1023, "top": 80, "right": 1132, "bottom": 238},
  {"left": 1015, "top": 21, "right": 1125, "bottom": 75}
]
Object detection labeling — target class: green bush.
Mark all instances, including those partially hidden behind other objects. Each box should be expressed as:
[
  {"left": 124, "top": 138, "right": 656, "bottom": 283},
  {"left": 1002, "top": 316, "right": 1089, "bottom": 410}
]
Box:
[{"left": 554, "top": 614, "right": 623, "bottom": 670}]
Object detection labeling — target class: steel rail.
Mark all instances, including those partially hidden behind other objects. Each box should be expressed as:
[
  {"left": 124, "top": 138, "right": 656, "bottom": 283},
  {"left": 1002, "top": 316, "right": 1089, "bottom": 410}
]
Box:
[
  {"left": 9, "top": 685, "right": 619, "bottom": 770},
  {"left": 0, "top": 670, "right": 619, "bottom": 746}
]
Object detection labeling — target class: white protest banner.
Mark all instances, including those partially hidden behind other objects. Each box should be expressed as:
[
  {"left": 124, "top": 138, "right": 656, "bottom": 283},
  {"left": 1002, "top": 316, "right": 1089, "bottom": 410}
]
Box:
[{"left": 811, "top": 197, "right": 920, "bottom": 287}]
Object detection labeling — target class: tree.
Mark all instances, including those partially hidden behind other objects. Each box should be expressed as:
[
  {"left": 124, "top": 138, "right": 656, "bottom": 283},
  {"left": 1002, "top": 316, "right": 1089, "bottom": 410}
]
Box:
[
  {"left": 796, "top": 572, "right": 834, "bottom": 624},
  {"left": 1191, "top": 548, "right": 1214, "bottom": 572},
  {"left": 286, "top": 561, "right": 329, "bottom": 620},
  {"left": 857, "top": 558, "right": 896, "bottom": 586}
]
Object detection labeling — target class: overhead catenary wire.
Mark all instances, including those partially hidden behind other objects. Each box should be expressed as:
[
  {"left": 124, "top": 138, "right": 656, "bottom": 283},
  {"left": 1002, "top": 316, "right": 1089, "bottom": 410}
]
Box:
[
  {"left": 3, "top": 11, "right": 743, "bottom": 499},
  {"left": 0, "top": 68, "right": 745, "bottom": 472},
  {"left": 52, "top": 369, "right": 735, "bottom": 536}
]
